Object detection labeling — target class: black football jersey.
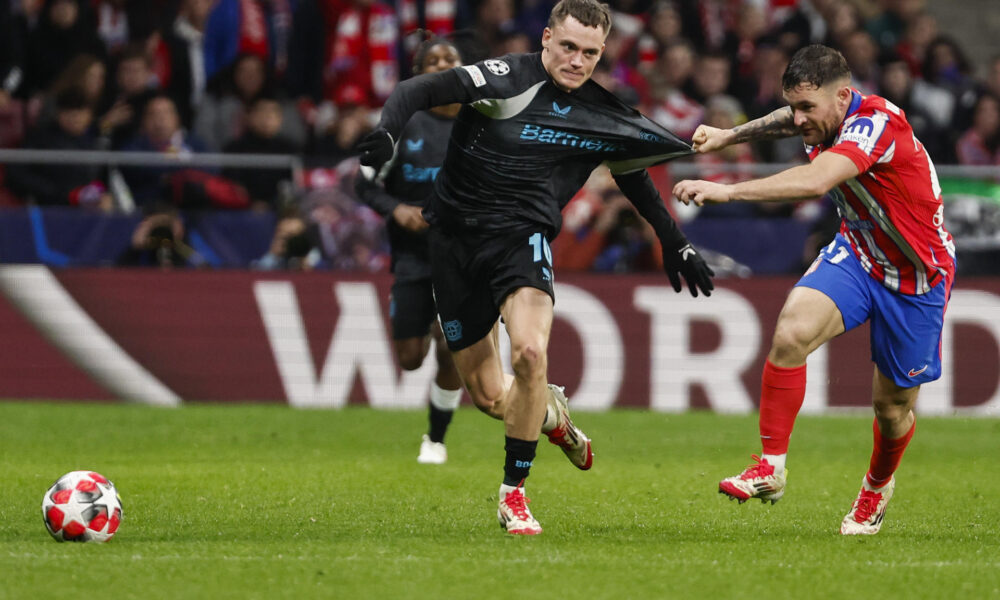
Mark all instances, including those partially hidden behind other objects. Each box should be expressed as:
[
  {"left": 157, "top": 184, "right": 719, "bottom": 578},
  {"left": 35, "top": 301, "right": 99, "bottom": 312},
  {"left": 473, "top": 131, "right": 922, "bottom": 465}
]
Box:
[
  {"left": 379, "top": 52, "right": 691, "bottom": 236},
  {"left": 357, "top": 110, "right": 454, "bottom": 280}
]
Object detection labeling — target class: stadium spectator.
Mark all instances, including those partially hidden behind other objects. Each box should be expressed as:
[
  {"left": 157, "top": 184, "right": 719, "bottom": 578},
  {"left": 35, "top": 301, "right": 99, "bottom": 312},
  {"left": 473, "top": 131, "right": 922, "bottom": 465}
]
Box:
[
  {"left": 921, "top": 35, "right": 976, "bottom": 130},
  {"left": 0, "top": 0, "right": 27, "bottom": 103},
  {"left": 162, "top": 0, "right": 215, "bottom": 127},
  {"left": 119, "top": 94, "right": 210, "bottom": 206},
  {"left": 692, "top": 95, "right": 756, "bottom": 219},
  {"left": 877, "top": 53, "right": 946, "bottom": 161},
  {"left": 822, "top": 1, "right": 863, "bottom": 51},
  {"left": 195, "top": 53, "right": 306, "bottom": 151},
  {"left": 32, "top": 53, "right": 107, "bottom": 127},
  {"left": 284, "top": 0, "right": 326, "bottom": 103},
  {"left": 634, "top": 0, "right": 684, "bottom": 74},
  {"left": 676, "top": 44, "right": 956, "bottom": 536},
  {"left": 738, "top": 43, "right": 801, "bottom": 163},
  {"left": 5, "top": 87, "right": 111, "bottom": 209},
  {"left": 590, "top": 26, "right": 645, "bottom": 106},
  {"left": 299, "top": 182, "right": 388, "bottom": 271},
  {"left": 472, "top": 0, "right": 518, "bottom": 58},
  {"left": 955, "top": 93, "right": 1000, "bottom": 167},
  {"left": 201, "top": 0, "right": 271, "bottom": 83},
  {"left": 320, "top": 0, "right": 399, "bottom": 109},
  {"left": 646, "top": 40, "right": 702, "bottom": 140},
  {"left": 580, "top": 186, "right": 664, "bottom": 273},
  {"left": 260, "top": 0, "right": 296, "bottom": 80},
  {"left": 865, "top": 0, "right": 923, "bottom": 51},
  {"left": 685, "top": 51, "right": 732, "bottom": 104},
  {"left": 311, "top": 102, "right": 372, "bottom": 162},
  {"left": 22, "top": 0, "right": 104, "bottom": 98},
  {"left": 92, "top": 0, "right": 158, "bottom": 57},
  {"left": 99, "top": 44, "right": 160, "bottom": 149},
  {"left": 253, "top": 212, "right": 321, "bottom": 270},
  {"left": 893, "top": 11, "right": 937, "bottom": 77},
  {"left": 117, "top": 210, "right": 205, "bottom": 268},
  {"left": 495, "top": 30, "right": 534, "bottom": 55},
  {"left": 223, "top": 94, "right": 300, "bottom": 210},
  {"left": 840, "top": 30, "right": 879, "bottom": 94},
  {"left": 771, "top": 0, "right": 828, "bottom": 52},
  {"left": 720, "top": 1, "right": 771, "bottom": 82}
]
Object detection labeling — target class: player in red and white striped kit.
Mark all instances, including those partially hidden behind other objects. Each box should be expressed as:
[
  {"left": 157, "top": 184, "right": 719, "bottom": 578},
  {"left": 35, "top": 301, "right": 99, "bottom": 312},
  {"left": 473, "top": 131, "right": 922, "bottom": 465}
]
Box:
[{"left": 673, "top": 44, "right": 956, "bottom": 535}]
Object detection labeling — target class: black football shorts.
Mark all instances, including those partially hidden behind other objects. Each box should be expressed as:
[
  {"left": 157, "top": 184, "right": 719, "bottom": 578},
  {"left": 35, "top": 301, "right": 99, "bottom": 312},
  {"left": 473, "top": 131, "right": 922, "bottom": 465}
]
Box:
[
  {"left": 388, "top": 277, "right": 438, "bottom": 341},
  {"left": 429, "top": 226, "right": 555, "bottom": 351}
]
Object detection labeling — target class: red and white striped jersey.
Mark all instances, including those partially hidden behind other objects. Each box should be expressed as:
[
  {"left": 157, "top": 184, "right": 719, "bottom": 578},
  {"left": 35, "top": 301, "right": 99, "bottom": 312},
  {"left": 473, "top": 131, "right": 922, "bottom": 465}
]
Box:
[{"left": 807, "top": 90, "right": 956, "bottom": 295}]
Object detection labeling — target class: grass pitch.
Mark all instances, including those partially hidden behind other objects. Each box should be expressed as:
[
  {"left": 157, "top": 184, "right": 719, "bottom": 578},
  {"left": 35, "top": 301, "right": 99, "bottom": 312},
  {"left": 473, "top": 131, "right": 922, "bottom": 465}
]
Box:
[{"left": 0, "top": 402, "right": 998, "bottom": 599}]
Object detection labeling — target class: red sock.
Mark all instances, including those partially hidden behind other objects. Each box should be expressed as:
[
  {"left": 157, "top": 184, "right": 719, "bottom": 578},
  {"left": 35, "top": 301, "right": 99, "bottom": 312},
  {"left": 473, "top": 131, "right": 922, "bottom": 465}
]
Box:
[
  {"left": 866, "top": 418, "right": 915, "bottom": 488},
  {"left": 758, "top": 359, "right": 807, "bottom": 455}
]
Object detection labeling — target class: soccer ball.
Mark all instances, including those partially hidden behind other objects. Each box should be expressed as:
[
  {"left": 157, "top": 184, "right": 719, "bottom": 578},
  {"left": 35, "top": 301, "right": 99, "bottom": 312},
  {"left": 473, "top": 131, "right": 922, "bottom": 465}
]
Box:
[{"left": 41, "top": 471, "right": 123, "bottom": 542}]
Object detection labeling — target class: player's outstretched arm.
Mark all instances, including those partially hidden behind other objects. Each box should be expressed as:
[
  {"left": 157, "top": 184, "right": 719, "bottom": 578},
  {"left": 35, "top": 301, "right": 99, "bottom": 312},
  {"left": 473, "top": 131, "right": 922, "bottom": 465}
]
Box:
[
  {"left": 614, "top": 171, "right": 714, "bottom": 297},
  {"left": 692, "top": 106, "right": 797, "bottom": 154},
  {"left": 357, "top": 70, "right": 473, "bottom": 171},
  {"left": 673, "top": 151, "right": 859, "bottom": 206}
]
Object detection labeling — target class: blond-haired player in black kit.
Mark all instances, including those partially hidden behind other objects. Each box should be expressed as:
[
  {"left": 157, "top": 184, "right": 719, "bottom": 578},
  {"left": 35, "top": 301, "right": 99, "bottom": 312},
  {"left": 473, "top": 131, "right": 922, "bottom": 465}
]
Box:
[{"left": 359, "top": 0, "right": 714, "bottom": 535}]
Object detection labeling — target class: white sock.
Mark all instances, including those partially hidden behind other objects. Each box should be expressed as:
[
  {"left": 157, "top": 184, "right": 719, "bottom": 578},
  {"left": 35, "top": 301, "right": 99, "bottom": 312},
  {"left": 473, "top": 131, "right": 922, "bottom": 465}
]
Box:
[
  {"left": 429, "top": 382, "right": 462, "bottom": 411},
  {"left": 499, "top": 483, "right": 520, "bottom": 499},
  {"left": 762, "top": 453, "right": 786, "bottom": 473}
]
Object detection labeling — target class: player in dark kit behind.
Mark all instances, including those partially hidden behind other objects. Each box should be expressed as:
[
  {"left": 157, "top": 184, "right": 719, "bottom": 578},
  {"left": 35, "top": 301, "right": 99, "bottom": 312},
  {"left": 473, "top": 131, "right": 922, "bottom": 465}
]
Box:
[
  {"left": 359, "top": 0, "right": 715, "bottom": 535},
  {"left": 356, "top": 38, "right": 466, "bottom": 465}
]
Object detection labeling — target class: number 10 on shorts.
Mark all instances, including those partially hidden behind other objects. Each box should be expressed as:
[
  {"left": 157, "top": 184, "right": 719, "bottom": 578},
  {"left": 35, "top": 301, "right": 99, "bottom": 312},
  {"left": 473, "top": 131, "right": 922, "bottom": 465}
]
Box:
[{"left": 529, "top": 232, "right": 554, "bottom": 281}]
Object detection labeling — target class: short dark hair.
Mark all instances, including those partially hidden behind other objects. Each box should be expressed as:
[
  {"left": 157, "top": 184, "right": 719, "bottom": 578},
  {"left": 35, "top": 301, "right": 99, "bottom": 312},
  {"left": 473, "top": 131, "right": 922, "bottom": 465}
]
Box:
[
  {"left": 548, "top": 0, "right": 612, "bottom": 35},
  {"left": 782, "top": 44, "right": 851, "bottom": 91}
]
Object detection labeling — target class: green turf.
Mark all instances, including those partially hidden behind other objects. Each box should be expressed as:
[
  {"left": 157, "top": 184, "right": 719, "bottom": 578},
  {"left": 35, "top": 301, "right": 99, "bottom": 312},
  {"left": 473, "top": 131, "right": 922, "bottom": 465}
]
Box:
[{"left": 1, "top": 403, "right": 998, "bottom": 599}]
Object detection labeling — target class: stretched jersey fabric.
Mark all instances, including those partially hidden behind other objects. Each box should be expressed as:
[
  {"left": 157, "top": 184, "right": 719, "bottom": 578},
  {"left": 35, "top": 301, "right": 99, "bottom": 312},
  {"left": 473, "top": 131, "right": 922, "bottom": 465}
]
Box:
[
  {"left": 357, "top": 110, "right": 453, "bottom": 281},
  {"left": 807, "top": 90, "right": 956, "bottom": 295},
  {"left": 378, "top": 52, "right": 692, "bottom": 237}
]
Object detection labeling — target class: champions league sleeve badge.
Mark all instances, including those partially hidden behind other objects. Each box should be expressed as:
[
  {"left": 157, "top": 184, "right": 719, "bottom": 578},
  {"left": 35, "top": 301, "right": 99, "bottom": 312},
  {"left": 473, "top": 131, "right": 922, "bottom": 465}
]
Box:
[{"left": 484, "top": 59, "right": 510, "bottom": 76}]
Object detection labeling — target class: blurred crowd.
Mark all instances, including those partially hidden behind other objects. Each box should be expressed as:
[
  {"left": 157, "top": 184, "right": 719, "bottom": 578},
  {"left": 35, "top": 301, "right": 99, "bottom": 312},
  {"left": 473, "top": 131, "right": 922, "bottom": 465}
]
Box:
[{"left": 0, "top": 0, "right": 998, "bottom": 272}]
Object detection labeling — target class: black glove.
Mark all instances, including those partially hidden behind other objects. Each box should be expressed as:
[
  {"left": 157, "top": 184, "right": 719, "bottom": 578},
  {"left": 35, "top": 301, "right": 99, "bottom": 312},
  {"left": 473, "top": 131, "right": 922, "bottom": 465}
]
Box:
[
  {"left": 662, "top": 242, "right": 715, "bottom": 297},
  {"left": 355, "top": 127, "right": 395, "bottom": 171}
]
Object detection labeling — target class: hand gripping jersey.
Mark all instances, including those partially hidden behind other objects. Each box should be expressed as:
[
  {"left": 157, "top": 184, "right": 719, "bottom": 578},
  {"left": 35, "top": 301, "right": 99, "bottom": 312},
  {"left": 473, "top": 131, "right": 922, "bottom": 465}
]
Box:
[
  {"left": 808, "top": 90, "right": 956, "bottom": 295},
  {"left": 379, "top": 53, "right": 692, "bottom": 236}
]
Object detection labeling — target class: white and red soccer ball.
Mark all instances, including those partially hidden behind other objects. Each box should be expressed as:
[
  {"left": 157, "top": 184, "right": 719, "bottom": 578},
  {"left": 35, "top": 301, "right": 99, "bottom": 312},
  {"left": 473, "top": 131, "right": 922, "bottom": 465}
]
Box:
[{"left": 41, "top": 471, "right": 123, "bottom": 542}]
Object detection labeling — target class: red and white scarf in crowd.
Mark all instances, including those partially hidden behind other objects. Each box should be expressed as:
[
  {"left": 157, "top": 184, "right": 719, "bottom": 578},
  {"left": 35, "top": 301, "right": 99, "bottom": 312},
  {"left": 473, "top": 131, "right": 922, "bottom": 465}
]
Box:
[
  {"left": 322, "top": 0, "right": 399, "bottom": 107},
  {"left": 397, "top": 0, "right": 455, "bottom": 36},
  {"left": 237, "top": 0, "right": 270, "bottom": 60}
]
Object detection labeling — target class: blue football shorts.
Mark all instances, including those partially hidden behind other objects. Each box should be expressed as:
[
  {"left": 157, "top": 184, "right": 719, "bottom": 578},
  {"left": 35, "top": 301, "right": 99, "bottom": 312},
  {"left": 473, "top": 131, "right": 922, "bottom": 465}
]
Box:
[{"left": 796, "top": 233, "right": 952, "bottom": 388}]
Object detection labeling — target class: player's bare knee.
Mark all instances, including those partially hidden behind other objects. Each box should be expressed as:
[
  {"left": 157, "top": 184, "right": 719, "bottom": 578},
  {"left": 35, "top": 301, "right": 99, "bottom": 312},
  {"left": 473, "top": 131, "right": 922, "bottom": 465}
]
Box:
[
  {"left": 873, "top": 396, "right": 911, "bottom": 424},
  {"left": 396, "top": 349, "right": 425, "bottom": 371},
  {"left": 769, "top": 324, "right": 811, "bottom": 365},
  {"left": 463, "top": 376, "right": 502, "bottom": 415},
  {"left": 510, "top": 342, "right": 547, "bottom": 381}
]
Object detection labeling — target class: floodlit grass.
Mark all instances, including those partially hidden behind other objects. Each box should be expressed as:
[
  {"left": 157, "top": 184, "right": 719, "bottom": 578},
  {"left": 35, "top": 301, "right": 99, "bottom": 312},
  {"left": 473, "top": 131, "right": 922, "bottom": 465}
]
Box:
[{"left": 0, "top": 402, "right": 998, "bottom": 599}]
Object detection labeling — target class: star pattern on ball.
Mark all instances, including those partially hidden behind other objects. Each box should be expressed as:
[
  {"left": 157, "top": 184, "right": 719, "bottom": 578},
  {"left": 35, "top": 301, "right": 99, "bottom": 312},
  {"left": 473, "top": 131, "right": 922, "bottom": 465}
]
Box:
[
  {"left": 93, "top": 483, "right": 120, "bottom": 517},
  {"left": 57, "top": 492, "right": 89, "bottom": 529}
]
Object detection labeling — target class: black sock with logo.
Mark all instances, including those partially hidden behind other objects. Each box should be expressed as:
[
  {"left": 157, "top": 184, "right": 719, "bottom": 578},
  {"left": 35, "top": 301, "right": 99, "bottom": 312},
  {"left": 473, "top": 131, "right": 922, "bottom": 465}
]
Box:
[
  {"left": 503, "top": 436, "right": 538, "bottom": 487},
  {"left": 427, "top": 405, "right": 453, "bottom": 444}
]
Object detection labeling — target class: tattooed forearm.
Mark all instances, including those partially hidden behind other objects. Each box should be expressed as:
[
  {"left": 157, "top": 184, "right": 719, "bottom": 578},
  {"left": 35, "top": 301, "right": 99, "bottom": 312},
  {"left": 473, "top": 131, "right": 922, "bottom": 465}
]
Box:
[{"left": 729, "top": 106, "right": 798, "bottom": 143}]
